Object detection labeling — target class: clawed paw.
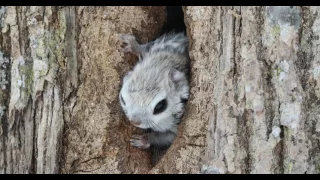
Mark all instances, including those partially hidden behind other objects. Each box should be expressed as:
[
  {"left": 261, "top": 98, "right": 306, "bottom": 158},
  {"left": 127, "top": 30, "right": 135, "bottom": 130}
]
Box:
[
  {"left": 119, "top": 34, "right": 136, "bottom": 53},
  {"left": 130, "top": 134, "right": 150, "bottom": 149}
]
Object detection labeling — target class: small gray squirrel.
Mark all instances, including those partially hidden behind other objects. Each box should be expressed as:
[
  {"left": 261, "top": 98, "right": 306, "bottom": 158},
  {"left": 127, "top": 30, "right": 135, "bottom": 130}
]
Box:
[{"left": 119, "top": 32, "right": 190, "bottom": 149}]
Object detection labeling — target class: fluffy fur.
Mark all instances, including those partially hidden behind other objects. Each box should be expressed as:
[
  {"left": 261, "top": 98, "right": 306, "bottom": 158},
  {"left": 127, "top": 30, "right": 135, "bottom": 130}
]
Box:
[{"left": 119, "top": 32, "right": 190, "bottom": 149}]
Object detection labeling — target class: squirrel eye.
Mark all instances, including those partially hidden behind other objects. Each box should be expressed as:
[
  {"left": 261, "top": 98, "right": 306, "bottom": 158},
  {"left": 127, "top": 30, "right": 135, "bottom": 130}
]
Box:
[
  {"left": 120, "top": 95, "right": 126, "bottom": 105},
  {"left": 153, "top": 99, "right": 167, "bottom": 115}
]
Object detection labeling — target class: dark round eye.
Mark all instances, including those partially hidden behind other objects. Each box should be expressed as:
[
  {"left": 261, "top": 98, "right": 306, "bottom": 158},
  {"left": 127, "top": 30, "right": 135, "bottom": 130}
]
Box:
[
  {"left": 120, "top": 95, "right": 126, "bottom": 105},
  {"left": 153, "top": 99, "right": 167, "bottom": 115},
  {"left": 180, "top": 98, "right": 188, "bottom": 104}
]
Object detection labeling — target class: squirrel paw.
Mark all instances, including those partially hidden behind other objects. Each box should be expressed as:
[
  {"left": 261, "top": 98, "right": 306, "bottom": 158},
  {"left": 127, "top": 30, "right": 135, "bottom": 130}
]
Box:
[
  {"left": 119, "top": 34, "right": 136, "bottom": 53},
  {"left": 130, "top": 134, "right": 150, "bottom": 149}
]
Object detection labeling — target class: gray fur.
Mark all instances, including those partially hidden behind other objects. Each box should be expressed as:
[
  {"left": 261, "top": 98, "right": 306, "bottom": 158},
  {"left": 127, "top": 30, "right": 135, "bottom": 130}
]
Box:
[{"left": 119, "top": 32, "right": 190, "bottom": 149}]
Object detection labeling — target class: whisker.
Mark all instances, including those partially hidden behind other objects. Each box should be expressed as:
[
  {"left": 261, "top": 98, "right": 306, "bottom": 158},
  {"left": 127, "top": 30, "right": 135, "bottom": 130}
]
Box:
[
  {"left": 146, "top": 120, "right": 152, "bottom": 140},
  {"left": 146, "top": 118, "right": 155, "bottom": 130},
  {"left": 150, "top": 120, "right": 158, "bottom": 131},
  {"left": 149, "top": 119, "right": 161, "bottom": 131}
]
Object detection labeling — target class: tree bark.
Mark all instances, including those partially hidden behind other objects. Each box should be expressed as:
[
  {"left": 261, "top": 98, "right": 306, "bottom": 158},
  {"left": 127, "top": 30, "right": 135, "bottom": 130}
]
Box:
[
  {"left": 152, "top": 6, "right": 320, "bottom": 174},
  {"left": 1, "top": 6, "right": 320, "bottom": 174},
  {"left": 0, "top": 6, "right": 166, "bottom": 174}
]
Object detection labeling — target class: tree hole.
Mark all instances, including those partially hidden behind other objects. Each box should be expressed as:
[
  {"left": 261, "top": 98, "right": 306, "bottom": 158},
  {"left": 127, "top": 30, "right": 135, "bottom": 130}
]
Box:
[
  {"left": 159, "top": 6, "right": 187, "bottom": 35},
  {"left": 149, "top": 6, "right": 188, "bottom": 167}
]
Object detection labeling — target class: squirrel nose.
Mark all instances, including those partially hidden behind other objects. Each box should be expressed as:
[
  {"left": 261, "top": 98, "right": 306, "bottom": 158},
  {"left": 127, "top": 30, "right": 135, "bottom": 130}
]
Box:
[{"left": 131, "top": 120, "right": 141, "bottom": 126}]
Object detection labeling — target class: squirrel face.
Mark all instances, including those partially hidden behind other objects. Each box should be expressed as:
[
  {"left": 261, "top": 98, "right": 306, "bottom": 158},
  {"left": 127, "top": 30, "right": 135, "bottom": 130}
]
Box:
[
  {"left": 118, "top": 32, "right": 190, "bottom": 149},
  {"left": 120, "top": 64, "right": 189, "bottom": 132}
]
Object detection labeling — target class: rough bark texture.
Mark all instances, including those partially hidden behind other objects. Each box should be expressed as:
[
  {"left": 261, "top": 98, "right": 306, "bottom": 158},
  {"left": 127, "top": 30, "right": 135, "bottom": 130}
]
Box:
[
  {"left": 0, "top": 6, "right": 166, "bottom": 174},
  {"left": 1, "top": 6, "right": 320, "bottom": 174},
  {"left": 152, "top": 6, "right": 320, "bottom": 174}
]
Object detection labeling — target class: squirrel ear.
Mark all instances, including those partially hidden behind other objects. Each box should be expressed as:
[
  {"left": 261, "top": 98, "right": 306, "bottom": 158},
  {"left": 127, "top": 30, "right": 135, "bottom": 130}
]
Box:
[
  {"left": 169, "top": 69, "right": 185, "bottom": 86},
  {"left": 123, "top": 71, "right": 133, "bottom": 83}
]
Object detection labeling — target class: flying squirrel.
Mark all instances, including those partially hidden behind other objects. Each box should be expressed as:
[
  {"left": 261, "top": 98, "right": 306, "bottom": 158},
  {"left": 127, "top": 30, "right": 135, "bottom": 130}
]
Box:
[{"left": 119, "top": 32, "right": 190, "bottom": 149}]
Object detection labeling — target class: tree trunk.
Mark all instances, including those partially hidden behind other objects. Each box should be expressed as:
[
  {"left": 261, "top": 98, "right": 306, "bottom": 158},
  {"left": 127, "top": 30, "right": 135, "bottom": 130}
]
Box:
[
  {"left": 1, "top": 6, "right": 320, "bottom": 174},
  {"left": 0, "top": 6, "right": 166, "bottom": 174}
]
